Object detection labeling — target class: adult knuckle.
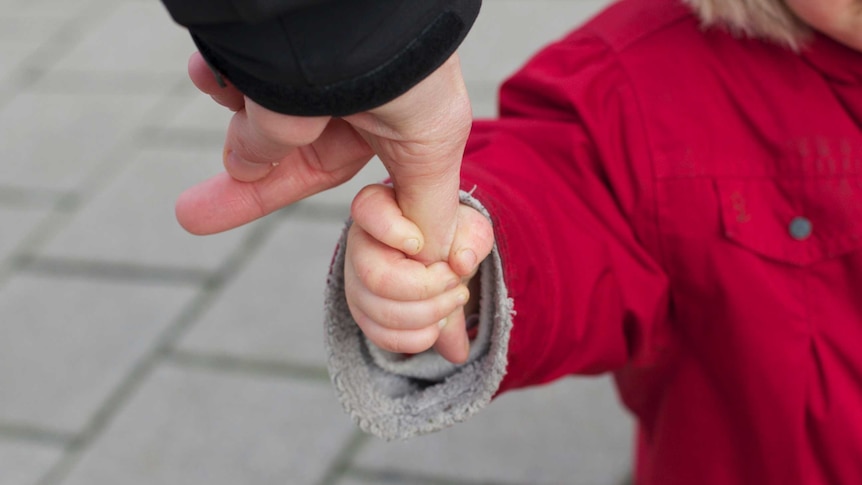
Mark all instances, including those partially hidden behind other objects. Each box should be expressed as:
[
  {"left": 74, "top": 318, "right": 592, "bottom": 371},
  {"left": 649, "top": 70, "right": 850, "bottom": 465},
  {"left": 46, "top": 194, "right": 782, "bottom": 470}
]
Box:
[{"left": 231, "top": 132, "right": 271, "bottom": 163}]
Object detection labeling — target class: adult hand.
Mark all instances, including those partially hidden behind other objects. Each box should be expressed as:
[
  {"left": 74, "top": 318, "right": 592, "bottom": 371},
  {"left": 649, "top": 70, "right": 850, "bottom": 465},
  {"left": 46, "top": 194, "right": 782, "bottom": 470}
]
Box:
[{"left": 177, "top": 51, "right": 472, "bottom": 264}]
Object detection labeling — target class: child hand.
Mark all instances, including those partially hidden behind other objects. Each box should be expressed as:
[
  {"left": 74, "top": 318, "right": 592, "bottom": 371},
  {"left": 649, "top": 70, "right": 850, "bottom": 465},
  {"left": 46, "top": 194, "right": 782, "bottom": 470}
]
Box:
[{"left": 344, "top": 184, "right": 495, "bottom": 364}]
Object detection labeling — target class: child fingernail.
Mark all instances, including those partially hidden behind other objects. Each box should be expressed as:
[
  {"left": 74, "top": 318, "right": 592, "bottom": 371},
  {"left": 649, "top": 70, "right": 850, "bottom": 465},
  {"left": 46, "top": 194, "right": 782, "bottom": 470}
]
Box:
[
  {"left": 403, "top": 238, "right": 421, "bottom": 254},
  {"left": 445, "top": 278, "right": 460, "bottom": 291},
  {"left": 456, "top": 289, "right": 469, "bottom": 305},
  {"left": 459, "top": 248, "right": 477, "bottom": 271},
  {"left": 438, "top": 317, "right": 448, "bottom": 329}
]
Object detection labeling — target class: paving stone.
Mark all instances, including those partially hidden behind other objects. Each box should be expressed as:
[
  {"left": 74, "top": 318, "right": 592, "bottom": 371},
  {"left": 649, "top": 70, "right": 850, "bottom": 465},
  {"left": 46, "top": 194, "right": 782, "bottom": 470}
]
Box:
[
  {"left": 178, "top": 218, "right": 344, "bottom": 366},
  {"left": 467, "top": 81, "right": 500, "bottom": 119},
  {"left": 0, "top": 4, "right": 101, "bottom": 74},
  {"left": 0, "top": 45, "right": 38, "bottom": 84},
  {"left": 0, "top": 207, "right": 51, "bottom": 262},
  {"left": 48, "top": 2, "right": 193, "bottom": 74},
  {"left": 0, "top": 83, "right": 11, "bottom": 105},
  {"left": 353, "top": 376, "right": 633, "bottom": 485},
  {"left": 29, "top": 69, "right": 186, "bottom": 98},
  {"left": 4, "top": 0, "right": 99, "bottom": 17},
  {"left": 336, "top": 475, "right": 427, "bottom": 485},
  {"left": 0, "top": 275, "right": 197, "bottom": 433},
  {"left": 459, "top": 0, "right": 613, "bottom": 84},
  {"left": 38, "top": 147, "right": 258, "bottom": 271},
  {"left": 0, "top": 440, "right": 62, "bottom": 485},
  {"left": 162, "top": 92, "right": 233, "bottom": 133},
  {"left": 0, "top": 92, "right": 160, "bottom": 191},
  {"left": 0, "top": 13, "right": 69, "bottom": 47},
  {"left": 60, "top": 365, "right": 356, "bottom": 485}
]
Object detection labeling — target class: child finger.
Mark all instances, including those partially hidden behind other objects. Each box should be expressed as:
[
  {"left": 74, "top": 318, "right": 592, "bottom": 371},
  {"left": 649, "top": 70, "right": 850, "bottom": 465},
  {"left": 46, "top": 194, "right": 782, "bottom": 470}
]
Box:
[
  {"left": 348, "top": 226, "right": 460, "bottom": 301},
  {"left": 350, "top": 307, "right": 440, "bottom": 355},
  {"left": 433, "top": 309, "right": 470, "bottom": 364},
  {"left": 345, "top": 245, "right": 467, "bottom": 329},
  {"left": 351, "top": 184, "right": 424, "bottom": 256},
  {"left": 347, "top": 278, "right": 469, "bottom": 331},
  {"left": 449, "top": 205, "right": 496, "bottom": 277}
]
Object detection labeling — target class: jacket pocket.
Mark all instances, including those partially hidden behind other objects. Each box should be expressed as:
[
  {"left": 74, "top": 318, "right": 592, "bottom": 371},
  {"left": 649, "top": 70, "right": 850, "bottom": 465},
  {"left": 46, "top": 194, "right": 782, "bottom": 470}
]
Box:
[{"left": 715, "top": 176, "right": 862, "bottom": 267}]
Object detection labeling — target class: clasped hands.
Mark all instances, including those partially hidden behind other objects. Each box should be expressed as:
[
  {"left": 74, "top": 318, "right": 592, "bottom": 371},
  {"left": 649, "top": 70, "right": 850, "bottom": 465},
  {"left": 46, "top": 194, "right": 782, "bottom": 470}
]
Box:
[{"left": 180, "top": 52, "right": 494, "bottom": 363}]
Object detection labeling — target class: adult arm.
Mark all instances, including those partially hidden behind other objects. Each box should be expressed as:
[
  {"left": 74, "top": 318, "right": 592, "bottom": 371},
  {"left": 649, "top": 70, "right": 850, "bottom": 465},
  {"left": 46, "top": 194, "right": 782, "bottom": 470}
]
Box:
[{"left": 161, "top": 0, "right": 482, "bottom": 116}]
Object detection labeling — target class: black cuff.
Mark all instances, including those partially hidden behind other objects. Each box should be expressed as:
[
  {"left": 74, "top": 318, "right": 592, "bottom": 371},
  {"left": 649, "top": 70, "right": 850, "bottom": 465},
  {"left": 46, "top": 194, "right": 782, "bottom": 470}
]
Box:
[
  {"left": 163, "top": 0, "right": 335, "bottom": 25},
  {"left": 186, "top": 0, "right": 481, "bottom": 117}
]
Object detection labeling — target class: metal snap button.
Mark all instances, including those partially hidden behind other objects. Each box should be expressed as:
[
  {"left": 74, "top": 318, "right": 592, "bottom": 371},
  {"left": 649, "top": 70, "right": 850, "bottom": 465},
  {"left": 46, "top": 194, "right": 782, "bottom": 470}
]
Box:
[{"left": 789, "top": 216, "right": 813, "bottom": 241}]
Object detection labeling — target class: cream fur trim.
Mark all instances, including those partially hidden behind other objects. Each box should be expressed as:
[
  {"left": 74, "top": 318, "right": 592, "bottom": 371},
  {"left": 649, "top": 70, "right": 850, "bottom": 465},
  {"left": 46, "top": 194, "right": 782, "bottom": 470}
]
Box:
[{"left": 684, "top": 0, "right": 810, "bottom": 49}]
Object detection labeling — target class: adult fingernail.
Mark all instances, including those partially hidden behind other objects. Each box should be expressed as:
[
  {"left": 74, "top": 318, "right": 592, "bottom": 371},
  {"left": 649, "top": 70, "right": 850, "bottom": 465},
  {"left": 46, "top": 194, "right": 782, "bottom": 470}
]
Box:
[
  {"left": 403, "top": 238, "right": 421, "bottom": 255},
  {"left": 224, "top": 150, "right": 273, "bottom": 182}
]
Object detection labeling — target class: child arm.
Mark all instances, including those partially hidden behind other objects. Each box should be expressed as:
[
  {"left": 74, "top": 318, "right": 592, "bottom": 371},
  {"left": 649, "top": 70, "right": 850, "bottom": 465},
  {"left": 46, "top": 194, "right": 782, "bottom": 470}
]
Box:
[{"left": 325, "top": 33, "right": 671, "bottom": 439}]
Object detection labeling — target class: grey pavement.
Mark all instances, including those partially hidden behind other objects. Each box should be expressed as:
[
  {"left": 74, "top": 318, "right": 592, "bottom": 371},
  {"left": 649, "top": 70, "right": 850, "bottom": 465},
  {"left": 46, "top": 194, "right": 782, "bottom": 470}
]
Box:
[{"left": 0, "top": 0, "right": 635, "bottom": 484}]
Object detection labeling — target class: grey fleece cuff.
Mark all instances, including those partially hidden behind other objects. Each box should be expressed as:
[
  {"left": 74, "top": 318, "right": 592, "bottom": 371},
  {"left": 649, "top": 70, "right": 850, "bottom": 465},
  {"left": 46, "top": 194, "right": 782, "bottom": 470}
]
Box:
[{"left": 324, "top": 191, "right": 515, "bottom": 440}]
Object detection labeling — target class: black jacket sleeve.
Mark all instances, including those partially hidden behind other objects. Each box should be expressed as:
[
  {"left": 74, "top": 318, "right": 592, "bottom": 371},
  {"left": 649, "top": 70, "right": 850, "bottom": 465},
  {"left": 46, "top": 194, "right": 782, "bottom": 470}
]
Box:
[{"left": 161, "top": 0, "right": 482, "bottom": 117}]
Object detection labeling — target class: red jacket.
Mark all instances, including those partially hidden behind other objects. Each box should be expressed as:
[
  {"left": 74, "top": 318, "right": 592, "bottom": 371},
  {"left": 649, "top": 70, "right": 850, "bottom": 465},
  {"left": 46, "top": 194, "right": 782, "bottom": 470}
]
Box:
[{"left": 460, "top": 1, "right": 862, "bottom": 483}]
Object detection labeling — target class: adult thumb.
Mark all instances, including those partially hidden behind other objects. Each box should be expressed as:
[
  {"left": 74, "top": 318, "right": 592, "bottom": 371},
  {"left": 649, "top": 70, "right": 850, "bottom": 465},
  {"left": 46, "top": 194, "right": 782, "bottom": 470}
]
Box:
[{"left": 224, "top": 99, "right": 331, "bottom": 182}]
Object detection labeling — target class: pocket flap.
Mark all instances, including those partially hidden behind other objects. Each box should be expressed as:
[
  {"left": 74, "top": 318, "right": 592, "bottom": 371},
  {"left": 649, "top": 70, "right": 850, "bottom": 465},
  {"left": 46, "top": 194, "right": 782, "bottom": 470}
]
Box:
[{"left": 716, "top": 177, "right": 862, "bottom": 266}]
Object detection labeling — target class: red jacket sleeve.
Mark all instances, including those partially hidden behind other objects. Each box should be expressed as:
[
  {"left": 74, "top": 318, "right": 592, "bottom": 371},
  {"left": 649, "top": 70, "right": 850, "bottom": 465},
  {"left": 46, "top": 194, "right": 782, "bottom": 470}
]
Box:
[{"left": 460, "top": 32, "right": 670, "bottom": 394}]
